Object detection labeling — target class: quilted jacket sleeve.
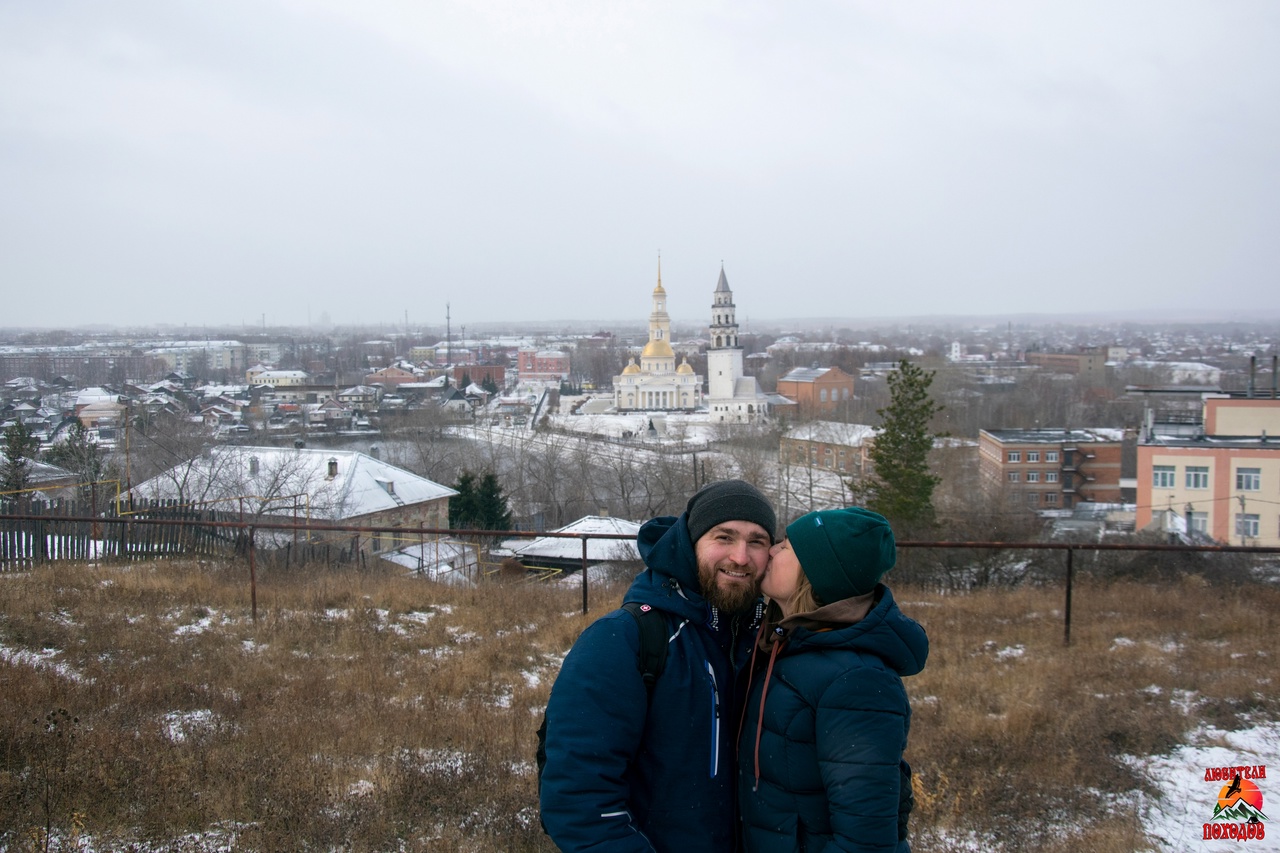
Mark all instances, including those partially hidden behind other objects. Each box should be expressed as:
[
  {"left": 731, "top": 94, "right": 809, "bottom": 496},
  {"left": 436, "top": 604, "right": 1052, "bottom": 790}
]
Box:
[
  {"left": 814, "top": 663, "right": 910, "bottom": 852},
  {"left": 539, "top": 612, "right": 657, "bottom": 853}
]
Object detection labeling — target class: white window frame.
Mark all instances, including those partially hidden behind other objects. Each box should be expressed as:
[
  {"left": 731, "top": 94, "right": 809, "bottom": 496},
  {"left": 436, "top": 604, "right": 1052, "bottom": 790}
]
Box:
[
  {"left": 1236, "top": 468, "right": 1261, "bottom": 491},
  {"left": 1007, "top": 472, "right": 1020, "bottom": 483},
  {"left": 1153, "top": 465, "right": 1176, "bottom": 489},
  {"left": 1007, "top": 451, "right": 1021, "bottom": 463},
  {"left": 1185, "top": 466, "right": 1209, "bottom": 490},
  {"left": 1235, "top": 513, "right": 1260, "bottom": 538},
  {"left": 1026, "top": 471, "right": 1040, "bottom": 483},
  {"left": 1046, "top": 451, "right": 1059, "bottom": 462},
  {"left": 1027, "top": 451, "right": 1040, "bottom": 463},
  {"left": 1046, "top": 472, "right": 1059, "bottom": 483}
]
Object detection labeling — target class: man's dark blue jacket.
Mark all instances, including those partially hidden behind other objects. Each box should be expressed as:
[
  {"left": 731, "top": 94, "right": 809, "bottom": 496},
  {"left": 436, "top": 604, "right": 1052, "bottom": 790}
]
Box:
[{"left": 539, "top": 512, "right": 762, "bottom": 852}]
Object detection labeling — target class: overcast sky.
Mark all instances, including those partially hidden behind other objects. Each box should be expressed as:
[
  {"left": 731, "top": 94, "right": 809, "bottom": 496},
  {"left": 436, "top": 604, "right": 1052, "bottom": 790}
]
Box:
[{"left": 2, "top": 1, "right": 1277, "bottom": 331}]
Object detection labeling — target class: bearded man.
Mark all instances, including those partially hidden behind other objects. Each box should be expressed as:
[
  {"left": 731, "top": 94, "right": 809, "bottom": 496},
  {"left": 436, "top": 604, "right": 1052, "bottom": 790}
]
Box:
[{"left": 540, "top": 480, "right": 776, "bottom": 852}]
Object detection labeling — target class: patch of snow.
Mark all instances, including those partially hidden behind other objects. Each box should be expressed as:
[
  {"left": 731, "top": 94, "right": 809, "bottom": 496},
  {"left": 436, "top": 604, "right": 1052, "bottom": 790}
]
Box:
[
  {"left": 1171, "top": 690, "right": 1200, "bottom": 715},
  {"left": 0, "top": 644, "right": 92, "bottom": 683},
  {"left": 446, "top": 626, "right": 479, "bottom": 643},
  {"left": 175, "top": 609, "right": 227, "bottom": 636},
  {"left": 1126, "top": 720, "right": 1280, "bottom": 852},
  {"left": 347, "top": 779, "right": 376, "bottom": 797},
  {"left": 162, "top": 709, "right": 218, "bottom": 743},
  {"left": 994, "top": 645, "right": 1025, "bottom": 661},
  {"left": 1111, "top": 637, "right": 1137, "bottom": 650}
]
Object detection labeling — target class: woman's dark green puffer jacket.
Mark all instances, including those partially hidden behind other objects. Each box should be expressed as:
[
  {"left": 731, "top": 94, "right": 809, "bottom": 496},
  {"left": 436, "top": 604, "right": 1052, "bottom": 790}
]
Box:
[{"left": 737, "top": 585, "right": 928, "bottom": 852}]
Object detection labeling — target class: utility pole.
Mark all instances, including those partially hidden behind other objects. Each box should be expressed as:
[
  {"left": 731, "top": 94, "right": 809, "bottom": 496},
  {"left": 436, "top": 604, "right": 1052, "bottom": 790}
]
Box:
[{"left": 1238, "top": 494, "right": 1248, "bottom": 546}]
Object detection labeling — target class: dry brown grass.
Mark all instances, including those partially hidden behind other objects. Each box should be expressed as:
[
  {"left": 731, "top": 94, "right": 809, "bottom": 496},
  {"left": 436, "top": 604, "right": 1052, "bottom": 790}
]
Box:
[
  {"left": 901, "top": 574, "right": 1280, "bottom": 852},
  {"left": 0, "top": 560, "right": 1277, "bottom": 851}
]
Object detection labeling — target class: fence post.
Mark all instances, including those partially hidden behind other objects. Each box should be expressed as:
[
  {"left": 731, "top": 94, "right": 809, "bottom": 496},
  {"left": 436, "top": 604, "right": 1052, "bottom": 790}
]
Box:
[
  {"left": 1063, "top": 548, "right": 1074, "bottom": 646},
  {"left": 248, "top": 525, "right": 258, "bottom": 624},
  {"left": 580, "top": 535, "right": 589, "bottom": 614}
]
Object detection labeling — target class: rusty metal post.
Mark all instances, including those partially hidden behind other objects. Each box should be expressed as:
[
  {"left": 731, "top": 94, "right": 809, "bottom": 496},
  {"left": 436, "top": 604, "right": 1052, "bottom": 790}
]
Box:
[
  {"left": 581, "top": 535, "right": 589, "bottom": 614},
  {"left": 248, "top": 525, "right": 258, "bottom": 624},
  {"left": 1063, "top": 548, "right": 1074, "bottom": 646}
]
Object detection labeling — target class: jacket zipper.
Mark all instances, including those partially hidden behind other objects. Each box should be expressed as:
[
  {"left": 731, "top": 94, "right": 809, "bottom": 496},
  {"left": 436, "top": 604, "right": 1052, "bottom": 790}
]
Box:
[{"left": 706, "top": 660, "right": 720, "bottom": 777}]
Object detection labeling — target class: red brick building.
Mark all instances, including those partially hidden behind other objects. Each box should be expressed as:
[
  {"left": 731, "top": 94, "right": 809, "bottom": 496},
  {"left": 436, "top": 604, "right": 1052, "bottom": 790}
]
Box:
[
  {"left": 775, "top": 366, "right": 855, "bottom": 415},
  {"left": 452, "top": 363, "right": 506, "bottom": 388},
  {"left": 978, "top": 428, "right": 1125, "bottom": 510},
  {"left": 517, "top": 349, "right": 570, "bottom": 381}
]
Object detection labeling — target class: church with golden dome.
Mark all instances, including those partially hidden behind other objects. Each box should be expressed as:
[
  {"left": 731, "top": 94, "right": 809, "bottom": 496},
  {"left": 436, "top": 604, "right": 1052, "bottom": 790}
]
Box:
[{"left": 613, "top": 264, "right": 703, "bottom": 412}]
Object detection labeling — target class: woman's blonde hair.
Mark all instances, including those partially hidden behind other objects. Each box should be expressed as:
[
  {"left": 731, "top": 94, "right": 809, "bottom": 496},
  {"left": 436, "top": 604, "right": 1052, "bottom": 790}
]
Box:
[{"left": 785, "top": 567, "right": 822, "bottom": 614}]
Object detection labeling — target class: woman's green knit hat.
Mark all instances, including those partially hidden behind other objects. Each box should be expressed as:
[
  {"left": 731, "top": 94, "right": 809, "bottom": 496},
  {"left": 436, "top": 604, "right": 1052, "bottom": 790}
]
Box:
[{"left": 786, "top": 507, "right": 896, "bottom": 602}]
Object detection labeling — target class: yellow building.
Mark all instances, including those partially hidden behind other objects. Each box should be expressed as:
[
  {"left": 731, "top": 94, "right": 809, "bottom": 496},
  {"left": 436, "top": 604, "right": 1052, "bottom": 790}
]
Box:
[
  {"left": 614, "top": 265, "right": 702, "bottom": 412},
  {"left": 1137, "top": 395, "right": 1280, "bottom": 546}
]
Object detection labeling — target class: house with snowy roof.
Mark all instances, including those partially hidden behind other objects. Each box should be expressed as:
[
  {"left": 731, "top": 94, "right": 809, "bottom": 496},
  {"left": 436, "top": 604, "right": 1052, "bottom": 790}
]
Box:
[
  {"left": 508, "top": 515, "right": 641, "bottom": 574},
  {"left": 781, "top": 421, "right": 880, "bottom": 476},
  {"left": 128, "top": 446, "right": 457, "bottom": 554}
]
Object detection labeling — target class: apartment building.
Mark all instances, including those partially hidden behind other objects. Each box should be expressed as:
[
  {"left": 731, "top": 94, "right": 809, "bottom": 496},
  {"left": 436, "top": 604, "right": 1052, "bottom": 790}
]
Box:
[
  {"left": 1024, "top": 347, "right": 1108, "bottom": 378},
  {"left": 1136, "top": 395, "right": 1280, "bottom": 546},
  {"left": 518, "top": 349, "right": 570, "bottom": 381},
  {"left": 979, "top": 428, "right": 1125, "bottom": 510}
]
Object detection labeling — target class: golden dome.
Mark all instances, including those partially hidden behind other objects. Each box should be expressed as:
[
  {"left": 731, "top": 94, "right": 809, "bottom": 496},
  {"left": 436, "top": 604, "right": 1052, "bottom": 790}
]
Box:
[
  {"left": 676, "top": 359, "right": 694, "bottom": 374},
  {"left": 642, "top": 339, "right": 674, "bottom": 359},
  {"left": 622, "top": 359, "right": 641, "bottom": 375}
]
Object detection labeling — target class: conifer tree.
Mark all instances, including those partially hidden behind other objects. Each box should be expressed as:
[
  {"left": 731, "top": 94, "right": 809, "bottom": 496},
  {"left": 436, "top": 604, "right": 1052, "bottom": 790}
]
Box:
[
  {"left": 475, "top": 471, "right": 513, "bottom": 530},
  {"left": 449, "top": 471, "right": 478, "bottom": 529},
  {"left": 1, "top": 421, "right": 41, "bottom": 495},
  {"left": 856, "top": 359, "right": 944, "bottom": 528},
  {"left": 45, "top": 421, "right": 114, "bottom": 507},
  {"left": 449, "top": 470, "right": 511, "bottom": 530}
]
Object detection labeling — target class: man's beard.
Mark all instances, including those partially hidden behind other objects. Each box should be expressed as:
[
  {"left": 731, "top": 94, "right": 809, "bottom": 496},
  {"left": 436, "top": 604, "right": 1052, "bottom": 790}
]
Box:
[{"left": 697, "top": 559, "right": 760, "bottom": 615}]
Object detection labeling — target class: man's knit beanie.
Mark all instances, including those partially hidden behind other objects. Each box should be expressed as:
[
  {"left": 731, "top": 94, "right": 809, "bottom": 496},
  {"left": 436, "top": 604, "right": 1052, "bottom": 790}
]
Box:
[
  {"left": 786, "top": 507, "right": 896, "bottom": 602},
  {"left": 685, "top": 480, "right": 777, "bottom": 545}
]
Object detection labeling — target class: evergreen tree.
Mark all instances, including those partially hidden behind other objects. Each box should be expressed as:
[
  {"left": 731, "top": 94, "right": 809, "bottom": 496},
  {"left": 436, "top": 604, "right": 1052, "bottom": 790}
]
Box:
[
  {"left": 475, "top": 471, "right": 513, "bottom": 530},
  {"left": 449, "top": 470, "right": 513, "bottom": 530},
  {"left": 855, "top": 359, "right": 944, "bottom": 528},
  {"left": 481, "top": 375, "right": 500, "bottom": 396},
  {"left": 449, "top": 471, "right": 478, "bottom": 528},
  {"left": 44, "top": 421, "right": 114, "bottom": 506},
  {"left": 1, "top": 420, "right": 41, "bottom": 495}
]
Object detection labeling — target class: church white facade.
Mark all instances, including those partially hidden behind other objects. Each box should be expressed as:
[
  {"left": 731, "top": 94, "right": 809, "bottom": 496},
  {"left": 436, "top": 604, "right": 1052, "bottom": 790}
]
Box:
[
  {"left": 613, "top": 264, "right": 769, "bottom": 422},
  {"left": 613, "top": 266, "right": 703, "bottom": 412}
]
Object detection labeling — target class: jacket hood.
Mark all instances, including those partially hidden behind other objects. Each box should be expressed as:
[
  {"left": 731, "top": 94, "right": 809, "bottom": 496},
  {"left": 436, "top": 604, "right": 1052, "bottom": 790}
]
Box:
[
  {"left": 781, "top": 585, "right": 927, "bottom": 677},
  {"left": 625, "top": 513, "right": 713, "bottom": 623}
]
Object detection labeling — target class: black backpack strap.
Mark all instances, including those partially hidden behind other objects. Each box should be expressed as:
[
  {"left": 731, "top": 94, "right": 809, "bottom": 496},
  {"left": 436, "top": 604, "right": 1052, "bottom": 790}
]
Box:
[
  {"left": 898, "top": 759, "right": 914, "bottom": 841},
  {"left": 621, "top": 602, "right": 670, "bottom": 694}
]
